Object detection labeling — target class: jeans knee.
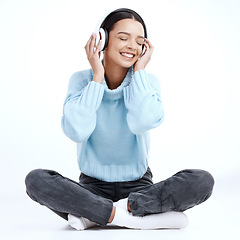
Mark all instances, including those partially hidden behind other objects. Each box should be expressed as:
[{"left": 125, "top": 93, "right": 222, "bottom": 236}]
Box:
[
  {"left": 189, "top": 169, "right": 214, "bottom": 203},
  {"left": 25, "top": 169, "right": 62, "bottom": 194},
  {"left": 25, "top": 169, "right": 42, "bottom": 191},
  {"left": 179, "top": 169, "right": 214, "bottom": 200},
  {"left": 25, "top": 169, "right": 54, "bottom": 196},
  {"left": 200, "top": 170, "right": 215, "bottom": 195}
]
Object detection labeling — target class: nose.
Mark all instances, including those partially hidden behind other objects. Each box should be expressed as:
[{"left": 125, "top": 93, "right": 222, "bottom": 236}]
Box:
[{"left": 127, "top": 39, "right": 137, "bottom": 50}]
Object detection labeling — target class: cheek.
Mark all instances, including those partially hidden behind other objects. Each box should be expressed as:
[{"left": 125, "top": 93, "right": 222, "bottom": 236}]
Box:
[
  {"left": 107, "top": 40, "right": 122, "bottom": 53},
  {"left": 114, "top": 41, "right": 126, "bottom": 51}
]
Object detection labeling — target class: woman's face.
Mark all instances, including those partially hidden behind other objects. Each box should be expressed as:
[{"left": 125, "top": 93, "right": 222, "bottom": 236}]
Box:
[{"left": 104, "top": 18, "right": 145, "bottom": 69}]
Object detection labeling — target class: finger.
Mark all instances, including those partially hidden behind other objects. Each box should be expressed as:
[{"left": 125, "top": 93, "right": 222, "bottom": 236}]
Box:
[
  {"left": 85, "top": 34, "right": 93, "bottom": 54},
  {"left": 96, "top": 39, "right": 102, "bottom": 53},
  {"left": 142, "top": 41, "right": 149, "bottom": 53},
  {"left": 144, "top": 38, "right": 154, "bottom": 49},
  {"left": 144, "top": 40, "right": 154, "bottom": 55},
  {"left": 89, "top": 33, "right": 96, "bottom": 54}
]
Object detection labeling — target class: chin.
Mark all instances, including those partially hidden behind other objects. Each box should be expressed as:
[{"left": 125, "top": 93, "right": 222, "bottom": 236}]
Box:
[
  {"left": 118, "top": 59, "right": 138, "bottom": 69},
  {"left": 120, "top": 62, "right": 135, "bottom": 69}
]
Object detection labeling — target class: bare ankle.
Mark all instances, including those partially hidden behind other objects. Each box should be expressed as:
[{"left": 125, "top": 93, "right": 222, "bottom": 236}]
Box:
[
  {"left": 108, "top": 206, "right": 116, "bottom": 223},
  {"left": 127, "top": 201, "right": 131, "bottom": 212}
]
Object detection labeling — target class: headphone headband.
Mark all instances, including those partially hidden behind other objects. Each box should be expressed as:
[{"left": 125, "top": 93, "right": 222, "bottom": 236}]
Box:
[{"left": 101, "top": 8, "right": 147, "bottom": 38}]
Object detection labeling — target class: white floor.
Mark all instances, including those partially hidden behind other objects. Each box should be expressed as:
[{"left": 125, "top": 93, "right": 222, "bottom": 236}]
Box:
[{"left": 1, "top": 182, "right": 239, "bottom": 240}]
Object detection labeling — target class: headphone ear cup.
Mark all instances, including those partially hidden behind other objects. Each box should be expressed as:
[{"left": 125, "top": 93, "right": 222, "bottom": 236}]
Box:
[
  {"left": 95, "top": 28, "right": 108, "bottom": 51},
  {"left": 95, "top": 30, "right": 101, "bottom": 49}
]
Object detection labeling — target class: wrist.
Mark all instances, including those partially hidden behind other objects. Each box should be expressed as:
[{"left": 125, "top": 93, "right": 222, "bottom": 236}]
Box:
[
  {"left": 92, "top": 74, "right": 104, "bottom": 84},
  {"left": 133, "top": 64, "right": 145, "bottom": 73},
  {"left": 133, "top": 66, "right": 145, "bottom": 73}
]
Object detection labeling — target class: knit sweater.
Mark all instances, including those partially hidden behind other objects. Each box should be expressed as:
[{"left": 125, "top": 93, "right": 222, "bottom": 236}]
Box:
[{"left": 61, "top": 67, "right": 164, "bottom": 182}]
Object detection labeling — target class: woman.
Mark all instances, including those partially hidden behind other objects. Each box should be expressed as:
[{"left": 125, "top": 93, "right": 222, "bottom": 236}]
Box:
[{"left": 25, "top": 8, "right": 214, "bottom": 230}]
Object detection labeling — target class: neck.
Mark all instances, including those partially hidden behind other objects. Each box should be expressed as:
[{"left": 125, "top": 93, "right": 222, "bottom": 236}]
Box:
[{"left": 103, "top": 58, "right": 129, "bottom": 90}]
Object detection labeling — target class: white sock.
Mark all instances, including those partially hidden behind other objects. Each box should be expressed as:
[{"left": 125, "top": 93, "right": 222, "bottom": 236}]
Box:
[
  {"left": 110, "top": 207, "right": 188, "bottom": 229},
  {"left": 114, "top": 198, "right": 129, "bottom": 211},
  {"left": 68, "top": 214, "right": 97, "bottom": 230}
]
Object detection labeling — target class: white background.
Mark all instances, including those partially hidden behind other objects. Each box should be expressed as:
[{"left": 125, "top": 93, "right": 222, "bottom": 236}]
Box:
[{"left": 0, "top": 0, "right": 239, "bottom": 239}]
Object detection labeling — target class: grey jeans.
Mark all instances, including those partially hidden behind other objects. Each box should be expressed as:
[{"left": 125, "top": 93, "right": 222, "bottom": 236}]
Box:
[{"left": 25, "top": 168, "right": 214, "bottom": 226}]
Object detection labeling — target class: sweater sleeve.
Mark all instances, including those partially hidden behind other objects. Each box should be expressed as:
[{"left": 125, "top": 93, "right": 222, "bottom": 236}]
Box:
[
  {"left": 61, "top": 71, "right": 104, "bottom": 142},
  {"left": 123, "top": 70, "right": 164, "bottom": 134}
]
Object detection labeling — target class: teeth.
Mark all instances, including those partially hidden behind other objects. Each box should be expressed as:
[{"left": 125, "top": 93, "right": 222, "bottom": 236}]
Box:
[{"left": 121, "top": 53, "right": 134, "bottom": 58}]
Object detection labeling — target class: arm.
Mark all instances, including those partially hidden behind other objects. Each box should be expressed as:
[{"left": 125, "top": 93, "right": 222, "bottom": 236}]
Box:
[
  {"left": 61, "top": 71, "right": 104, "bottom": 142},
  {"left": 124, "top": 38, "right": 164, "bottom": 134},
  {"left": 123, "top": 70, "right": 164, "bottom": 134},
  {"left": 61, "top": 34, "right": 105, "bottom": 142}
]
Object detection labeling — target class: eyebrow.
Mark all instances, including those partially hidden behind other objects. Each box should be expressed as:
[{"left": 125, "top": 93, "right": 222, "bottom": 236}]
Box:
[{"left": 117, "top": 31, "right": 144, "bottom": 39}]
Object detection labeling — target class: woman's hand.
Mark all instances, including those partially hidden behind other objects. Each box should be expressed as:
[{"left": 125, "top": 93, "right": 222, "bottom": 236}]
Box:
[
  {"left": 85, "top": 33, "right": 104, "bottom": 83},
  {"left": 133, "top": 38, "right": 154, "bottom": 73}
]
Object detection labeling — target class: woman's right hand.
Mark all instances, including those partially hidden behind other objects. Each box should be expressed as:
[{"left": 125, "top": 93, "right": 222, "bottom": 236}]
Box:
[{"left": 85, "top": 33, "right": 104, "bottom": 83}]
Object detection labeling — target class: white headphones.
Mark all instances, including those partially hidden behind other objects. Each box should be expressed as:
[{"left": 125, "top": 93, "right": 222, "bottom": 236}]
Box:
[
  {"left": 94, "top": 9, "right": 113, "bottom": 51},
  {"left": 95, "top": 28, "right": 107, "bottom": 51},
  {"left": 95, "top": 8, "right": 148, "bottom": 54}
]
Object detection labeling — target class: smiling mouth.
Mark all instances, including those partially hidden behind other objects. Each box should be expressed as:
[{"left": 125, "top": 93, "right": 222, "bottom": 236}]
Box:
[{"left": 120, "top": 52, "right": 135, "bottom": 59}]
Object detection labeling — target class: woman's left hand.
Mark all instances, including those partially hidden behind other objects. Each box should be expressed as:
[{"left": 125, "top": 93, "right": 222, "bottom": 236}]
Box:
[{"left": 133, "top": 38, "right": 154, "bottom": 73}]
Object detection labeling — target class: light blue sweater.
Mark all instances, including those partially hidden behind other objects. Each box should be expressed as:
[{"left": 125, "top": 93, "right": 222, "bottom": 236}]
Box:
[{"left": 61, "top": 67, "right": 164, "bottom": 182}]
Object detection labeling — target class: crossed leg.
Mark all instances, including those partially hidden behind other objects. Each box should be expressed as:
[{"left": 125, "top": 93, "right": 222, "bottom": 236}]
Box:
[{"left": 25, "top": 169, "right": 214, "bottom": 230}]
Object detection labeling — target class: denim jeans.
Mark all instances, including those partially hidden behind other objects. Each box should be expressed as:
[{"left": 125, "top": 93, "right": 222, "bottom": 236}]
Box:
[{"left": 25, "top": 168, "right": 214, "bottom": 226}]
